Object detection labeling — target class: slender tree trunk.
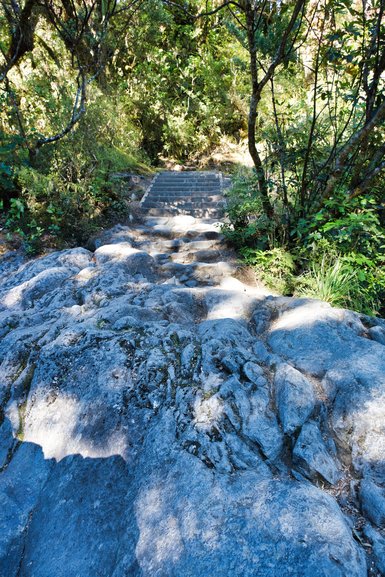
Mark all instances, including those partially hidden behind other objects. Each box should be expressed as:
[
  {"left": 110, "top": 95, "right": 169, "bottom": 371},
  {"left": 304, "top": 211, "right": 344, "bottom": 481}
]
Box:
[
  {"left": 245, "top": 2, "right": 273, "bottom": 218},
  {"left": 270, "top": 76, "right": 290, "bottom": 244},
  {"left": 350, "top": 3, "right": 385, "bottom": 191},
  {"left": 270, "top": 78, "right": 288, "bottom": 212},
  {"left": 319, "top": 99, "right": 385, "bottom": 207},
  {"left": 0, "top": 0, "right": 39, "bottom": 81},
  {"left": 299, "top": 5, "right": 326, "bottom": 215}
]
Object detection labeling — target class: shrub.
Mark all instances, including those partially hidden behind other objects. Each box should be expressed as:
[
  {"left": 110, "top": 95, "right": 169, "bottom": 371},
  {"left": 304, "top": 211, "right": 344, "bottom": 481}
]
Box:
[
  {"left": 222, "top": 169, "right": 275, "bottom": 249},
  {"left": 241, "top": 247, "right": 296, "bottom": 295},
  {"left": 2, "top": 92, "right": 152, "bottom": 250},
  {"left": 295, "top": 256, "right": 359, "bottom": 308}
]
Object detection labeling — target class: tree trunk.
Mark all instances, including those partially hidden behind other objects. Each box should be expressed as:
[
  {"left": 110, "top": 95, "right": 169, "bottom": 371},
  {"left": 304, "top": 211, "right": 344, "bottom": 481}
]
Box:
[
  {"left": 319, "top": 99, "right": 385, "bottom": 206},
  {"left": 245, "top": 2, "right": 274, "bottom": 218}
]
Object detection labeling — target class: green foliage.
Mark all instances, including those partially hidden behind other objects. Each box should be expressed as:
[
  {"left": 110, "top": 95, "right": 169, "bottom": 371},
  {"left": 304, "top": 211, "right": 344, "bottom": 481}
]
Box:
[
  {"left": 0, "top": 158, "right": 14, "bottom": 194},
  {"left": 4, "top": 195, "right": 45, "bottom": 254},
  {"left": 118, "top": 4, "right": 244, "bottom": 162},
  {"left": 2, "top": 92, "right": 151, "bottom": 247},
  {"left": 293, "top": 246, "right": 385, "bottom": 316},
  {"left": 295, "top": 255, "right": 360, "bottom": 309},
  {"left": 241, "top": 247, "right": 296, "bottom": 295},
  {"left": 11, "top": 164, "right": 125, "bottom": 247},
  {"left": 233, "top": 189, "right": 385, "bottom": 315},
  {"left": 296, "top": 193, "right": 385, "bottom": 256},
  {"left": 292, "top": 193, "right": 385, "bottom": 314},
  {"left": 0, "top": 131, "right": 25, "bottom": 197},
  {"left": 338, "top": 252, "right": 385, "bottom": 315},
  {"left": 222, "top": 170, "right": 274, "bottom": 248}
]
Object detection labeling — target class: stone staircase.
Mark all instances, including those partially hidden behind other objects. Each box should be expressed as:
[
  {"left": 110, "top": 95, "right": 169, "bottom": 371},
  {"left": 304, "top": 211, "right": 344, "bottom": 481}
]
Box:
[{"left": 141, "top": 170, "right": 228, "bottom": 218}]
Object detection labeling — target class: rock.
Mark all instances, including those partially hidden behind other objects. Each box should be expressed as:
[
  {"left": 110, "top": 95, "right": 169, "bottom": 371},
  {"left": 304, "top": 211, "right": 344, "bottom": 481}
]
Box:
[
  {"left": 0, "top": 211, "right": 382, "bottom": 575},
  {"left": 181, "top": 342, "right": 198, "bottom": 376},
  {"left": 268, "top": 300, "right": 364, "bottom": 377},
  {"left": 360, "top": 479, "right": 385, "bottom": 528},
  {"left": 113, "top": 315, "right": 144, "bottom": 330},
  {"left": 251, "top": 305, "right": 271, "bottom": 333},
  {"left": 94, "top": 243, "right": 156, "bottom": 280},
  {"left": 274, "top": 363, "right": 316, "bottom": 435},
  {"left": 242, "top": 361, "right": 265, "bottom": 385},
  {"left": 329, "top": 368, "right": 385, "bottom": 478},
  {"left": 368, "top": 325, "right": 385, "bottom": 345},
  {"left": 252, "top": 340, "right": 270, "bottom": 364},
  {"left": 1, "top": 267, "right": 73, "bottom": 310},
  {"left": 0, "top": 248, "right": 90, "bottom": 292},
  {"left": 192, "top": 261, "right": 233, "bottom": 284},
  {"left": 56, "top": 247, "right": 93, "bottom": 270},
  {"left": 0, "top": 418, "right": 14, "bottom": 469},
  {"left": 243, "top": 388, "right": 284, "bottom": 462},
  {"left": 90, "top": 224, "right": 136, "bottom": 248},
  {"left": 220, "top": 351, "right": 242, "bottom": 374},
  {"left": 0, "top": 442, "right": 53, "bottom": 577},
  {"left": 193, "top": 249, "right": 221, "bottom": 262},
  {"left": 19, "top": 332, "right": 139, "bottom": 462},
  {"left": 362, "top": 523, "right": 385, "bottom": 575},
  {"left": 165, "top": 300, "right": 196, "bottom": 324},
  {"left": 321, "top": 368, "right": 349, "bottom": 403},
  {"left": 134, "top": 452, "right": 366, "bottom": 577},
  {"left": 18, "top": 455, "right": 135, "bottom": 577},
  {"left": 293, "top": 420, "right": 341, "bottom": 485},
  {"left": 203, "top": 283, "right": 262, "bottom": 320},
  {"left": 198, "top": 318, "right": 251, "bottom": 346}
]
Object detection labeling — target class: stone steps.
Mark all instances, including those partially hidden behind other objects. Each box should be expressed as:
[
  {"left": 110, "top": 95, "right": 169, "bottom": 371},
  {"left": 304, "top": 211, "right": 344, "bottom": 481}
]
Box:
[
  {"left": 142, "top": 196, "right": 225, "bottom": 204},
  {"left": 151, "top": 189, "right": 220, "bottom": 195},
  {"left": 142, "top": 201, "right": 225, "bottom": 210},
  {"left": 141, "top": 170, "right": 227, "bottom": 218},
  {"left": 146, "top": 208, "right": 224, "bottom": 219},
  {"left": 154, "top": 171, "right": 220, "bottom": 179},
  {"left": 153, "top": 183, "right": 220, "bottom": 189}
]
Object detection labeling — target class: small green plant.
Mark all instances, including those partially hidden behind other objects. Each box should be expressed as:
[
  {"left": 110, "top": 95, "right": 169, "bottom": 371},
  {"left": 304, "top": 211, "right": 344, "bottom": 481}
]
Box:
[
  {"left": 96, "top": 318, "right": 110, "bottom": 329},
  {"left": 7, "top": 197, "right": 25, "bottom": 221},
  {"left": 291, "top": 193, "right": 385, "bottom": 315},
  {"left": 296, "top": 193, "right": 385, "bottom": 259},
  {"left": 241, "top": 247, "right": 296, "bottom": 295},
  {"left": 222, "top": 169, "right": 275, "bottom": 249},
  {"left": 295, "top": 256, "right": 359, "bottom": 308},
  {"left": 337, "top": 252, "right": 385, "bottom": 315}
]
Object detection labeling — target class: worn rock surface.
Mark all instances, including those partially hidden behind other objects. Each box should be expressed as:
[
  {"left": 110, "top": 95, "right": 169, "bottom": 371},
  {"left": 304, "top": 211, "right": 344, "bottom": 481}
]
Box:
[{"left": 0, "top": 212, "right": 384, "bottom": 576}]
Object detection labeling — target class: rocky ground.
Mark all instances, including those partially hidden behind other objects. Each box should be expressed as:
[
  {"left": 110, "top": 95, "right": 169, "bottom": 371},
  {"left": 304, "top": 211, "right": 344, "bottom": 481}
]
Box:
[{"left": 0, "top": 213, "right": 385, "bottom": 576}]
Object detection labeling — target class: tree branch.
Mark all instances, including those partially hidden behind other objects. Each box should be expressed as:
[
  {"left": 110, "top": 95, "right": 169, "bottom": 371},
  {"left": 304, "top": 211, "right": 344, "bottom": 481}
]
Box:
[
  {"left": 160, "top": 0, "right": 242, "bottom": 20},
  {"left": 348, "top": 157, "right": 385, "bottom": 199},
  {"left": 320, "top": 99, "right": 385, "bottom": 203},
  {"left": 34, "top": 69, "right": 98, "bottom": 149}
]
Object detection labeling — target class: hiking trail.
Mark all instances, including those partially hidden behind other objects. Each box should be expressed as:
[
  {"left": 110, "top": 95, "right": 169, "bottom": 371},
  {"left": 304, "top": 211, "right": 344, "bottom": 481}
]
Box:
[{"left": 0, "top": 170, "right": 384, "bottom": 577}]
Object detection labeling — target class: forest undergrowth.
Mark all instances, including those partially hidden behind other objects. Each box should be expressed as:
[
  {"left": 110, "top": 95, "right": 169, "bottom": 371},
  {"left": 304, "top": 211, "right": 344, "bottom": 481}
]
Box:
[{"left": 223, "top": 168, "right": 385, "bottom": 316}]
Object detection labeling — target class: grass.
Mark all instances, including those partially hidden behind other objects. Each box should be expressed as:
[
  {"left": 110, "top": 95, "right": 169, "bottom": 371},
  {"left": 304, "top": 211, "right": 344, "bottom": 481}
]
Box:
[{"left": 295, "top": 256, "right": 358, "bottom": 308}]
